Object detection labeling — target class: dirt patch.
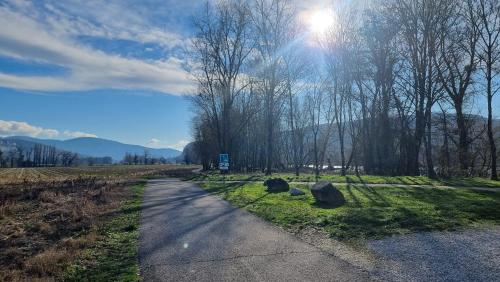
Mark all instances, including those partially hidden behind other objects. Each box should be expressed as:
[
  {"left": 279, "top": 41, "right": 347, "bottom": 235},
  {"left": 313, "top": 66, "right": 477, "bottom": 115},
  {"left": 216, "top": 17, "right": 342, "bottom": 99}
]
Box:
[{"left": 0, "top": 178, "right": 135, "bottom": 281}]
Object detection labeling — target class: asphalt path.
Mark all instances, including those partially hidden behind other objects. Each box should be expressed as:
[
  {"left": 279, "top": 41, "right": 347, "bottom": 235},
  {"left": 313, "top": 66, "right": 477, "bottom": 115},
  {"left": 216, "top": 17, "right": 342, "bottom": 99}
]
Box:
[{"left": 139, "top": 179, "right": 372, "bottom": 282}]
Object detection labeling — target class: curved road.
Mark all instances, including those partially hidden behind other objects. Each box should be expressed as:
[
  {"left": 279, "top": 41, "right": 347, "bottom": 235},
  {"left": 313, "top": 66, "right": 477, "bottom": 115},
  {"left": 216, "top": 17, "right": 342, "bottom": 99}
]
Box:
[{"left": 139, "top": 179, "right": 372, "bottom": 282}]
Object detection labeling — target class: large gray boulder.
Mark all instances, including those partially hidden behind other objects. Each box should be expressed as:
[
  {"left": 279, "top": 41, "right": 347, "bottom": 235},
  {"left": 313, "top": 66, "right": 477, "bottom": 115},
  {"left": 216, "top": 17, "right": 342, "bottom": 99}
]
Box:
[
  {"left": 264, "top": 178, "right": 289, "bottom": 193},
  {"left": 311, "top": 181, "right": 346, "bottom": 207}
]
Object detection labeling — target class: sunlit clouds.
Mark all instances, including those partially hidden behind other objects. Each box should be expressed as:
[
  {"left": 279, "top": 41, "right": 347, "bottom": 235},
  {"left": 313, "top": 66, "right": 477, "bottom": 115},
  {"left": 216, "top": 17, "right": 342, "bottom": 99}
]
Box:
[
  {"left": 0, "top": 120, "right": 97, "bottom": 139},
  {"left": 0, "top": 1, "right": 195, "bottom": 95}
]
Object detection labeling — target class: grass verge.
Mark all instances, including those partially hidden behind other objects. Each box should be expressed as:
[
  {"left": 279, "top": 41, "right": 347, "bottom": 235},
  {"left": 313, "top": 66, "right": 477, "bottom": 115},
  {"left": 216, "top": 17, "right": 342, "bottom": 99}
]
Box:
[
  {"left": 191, "top": 172, "right": 500, "bottom": 188},
  {"left": 201, "top": 182, "right": 500, "bottom": 241},
  {"left": 64, "top": 182, "right": 146, "bottom": 281}
]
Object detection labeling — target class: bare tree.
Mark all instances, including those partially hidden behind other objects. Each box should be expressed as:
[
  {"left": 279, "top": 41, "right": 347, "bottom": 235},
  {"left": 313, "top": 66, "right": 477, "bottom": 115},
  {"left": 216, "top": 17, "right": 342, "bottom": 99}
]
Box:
[
  {"left": 435, "top": 0, "right": 480, "bottom": 173},
  {"left": 188, "top": 0, "right": 499, "bottom": 178},
  {"left": 476, "top": 0, "right": 500, "bottom": 179},
  {"left": 191, "top": 1, "right": 252, "bottom": 169},
  {"left": 362, "top": 7, "right": 399, "bottom": 175},
  {"left": 322, "top": 7, "right": 358, "bottom": 176},
  {"left": 305, "top": 77, "right": 326, "bottom": 180},
  {"left": 251, "top": 0, "right": 295, "bottom": 175},
  {"left": 283, "top": 34, "right": 309, "bottom": 176},
  {"left": 391, "top": 0, "right": 454, "bottom": 178}
]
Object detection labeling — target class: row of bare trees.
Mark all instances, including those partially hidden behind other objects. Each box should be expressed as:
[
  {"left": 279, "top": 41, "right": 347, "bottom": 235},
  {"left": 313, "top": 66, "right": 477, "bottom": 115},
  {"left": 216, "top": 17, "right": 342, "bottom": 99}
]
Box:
[
  {"left": 189, "top": 0, "right": 500, "bottom": 179},
  {"left": 0, "top": 144, "right": 81, "bottom": 168},
  {"left": 121, "top": 151, "right": 170, "bottom": 165}
]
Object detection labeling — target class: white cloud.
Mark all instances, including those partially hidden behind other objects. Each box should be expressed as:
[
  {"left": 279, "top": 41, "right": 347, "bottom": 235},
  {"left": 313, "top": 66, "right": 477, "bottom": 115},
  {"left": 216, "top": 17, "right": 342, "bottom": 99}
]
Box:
[
  {"left": 0, "top": 3, "right": 195, "bottom": 95},
  {"left": 148, "top": 138, "right": 161, "bottom": 147},
  {"left": 41, "top": 1, "right": 188, "bottom": 49},
  {"left": 148, "top": 138, "right": 190, "bottom": 150},
  {"left": 168, "top": 139, "right": 190, "bottom": 151},
  {"left": 0, "top": 120, "right": 59, "bottom": 138},
  {"left": 0, "top": 120, "right": 98, "bottom": 139},
  {"left": 63, "top": 130, "right": 98, "bottom": 138}
]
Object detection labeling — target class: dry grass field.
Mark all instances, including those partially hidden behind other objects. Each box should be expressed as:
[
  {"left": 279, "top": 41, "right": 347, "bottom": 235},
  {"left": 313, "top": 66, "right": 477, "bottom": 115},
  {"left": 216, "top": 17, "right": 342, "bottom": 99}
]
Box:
[
  {"left": 0, "top": 164, "right": 198, "bottom": 185},
  {"left": 0, "top": 165, "right": 197, "bottom": 281}
]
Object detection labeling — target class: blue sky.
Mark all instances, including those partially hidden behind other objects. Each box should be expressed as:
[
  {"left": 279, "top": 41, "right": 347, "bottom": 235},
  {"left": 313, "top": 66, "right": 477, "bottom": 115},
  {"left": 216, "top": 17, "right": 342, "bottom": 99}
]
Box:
[
  {"left": 0, "top": 0, "right": 205, "bottom": 150},
  {"left": 0, "top": 0, "right": 498, "bottom": 150}
]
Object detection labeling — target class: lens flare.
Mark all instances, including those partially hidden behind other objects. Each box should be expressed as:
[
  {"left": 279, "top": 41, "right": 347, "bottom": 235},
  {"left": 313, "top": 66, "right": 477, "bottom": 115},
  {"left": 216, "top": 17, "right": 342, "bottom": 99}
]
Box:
[{"left": 309, "top": 10, "right": 335, "bottom": 35}]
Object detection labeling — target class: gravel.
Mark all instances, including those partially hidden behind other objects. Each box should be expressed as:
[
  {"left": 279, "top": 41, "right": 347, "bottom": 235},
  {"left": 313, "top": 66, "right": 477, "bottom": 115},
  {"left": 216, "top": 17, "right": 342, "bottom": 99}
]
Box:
[
  {"left": 366, "top": 226, "right": 500, "bottom": 281},
  {"left": 295, "top": 226, "right": 500, "bottom": 281}
]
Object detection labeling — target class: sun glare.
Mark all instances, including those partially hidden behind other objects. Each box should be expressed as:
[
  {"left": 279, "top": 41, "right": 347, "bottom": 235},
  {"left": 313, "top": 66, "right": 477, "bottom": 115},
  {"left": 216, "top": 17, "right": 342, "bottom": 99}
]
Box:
[{"left": 309, "top": 9, "right": 335, "bottom": 35}]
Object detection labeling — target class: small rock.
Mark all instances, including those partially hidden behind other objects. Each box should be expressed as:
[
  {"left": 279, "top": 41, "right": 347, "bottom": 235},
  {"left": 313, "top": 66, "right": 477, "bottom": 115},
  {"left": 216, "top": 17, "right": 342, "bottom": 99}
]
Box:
[
  {"left": 264, "top": 178, "right": 289, "bottom": 192},
  {"left": 289, "top": 188, "right": 305, "bottom": 196},
  {"left": 311, "top": 181, "right": 346, "bottom": 207}
]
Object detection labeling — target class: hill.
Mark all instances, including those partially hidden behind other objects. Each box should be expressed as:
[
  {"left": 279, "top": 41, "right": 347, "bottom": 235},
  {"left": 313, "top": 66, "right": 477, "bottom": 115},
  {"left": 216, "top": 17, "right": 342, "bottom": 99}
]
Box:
[{"left": 1, "top": 136, "right": 182, "bottom": 162}]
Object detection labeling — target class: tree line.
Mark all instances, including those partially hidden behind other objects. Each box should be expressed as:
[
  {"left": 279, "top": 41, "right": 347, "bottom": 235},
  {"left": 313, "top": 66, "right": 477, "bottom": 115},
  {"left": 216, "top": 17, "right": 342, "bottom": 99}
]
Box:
[
  {"left": 0, "top": 145, "right": 176, "bottom": 168},
  {"left": 190, "top": 0, "right": 500, "bottom": 180},
  {"left": 121, "top": 151, "right": 171, "bottom": 165},
  {"left": 0, "top": 143, "right": 113, "bottom": 167}
]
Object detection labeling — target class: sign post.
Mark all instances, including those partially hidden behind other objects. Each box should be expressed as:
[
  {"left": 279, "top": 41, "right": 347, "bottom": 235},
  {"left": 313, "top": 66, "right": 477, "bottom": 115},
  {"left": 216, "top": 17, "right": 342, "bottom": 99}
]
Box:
[{"left": 219, "top": 153, "right": 229, "bottom": 184}]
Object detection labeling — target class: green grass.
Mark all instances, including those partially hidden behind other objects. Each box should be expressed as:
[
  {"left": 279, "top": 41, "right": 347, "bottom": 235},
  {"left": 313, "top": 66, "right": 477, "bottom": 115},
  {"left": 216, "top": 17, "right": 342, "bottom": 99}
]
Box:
[
  {"left": 191, "top": 172, "right": 500, "bottom": 188},
  {"left": 64, "top": 182, "right": 145, "bottom": 281},
  {"left": 201, "top": 182, "right": 500, "bottom": 241}
]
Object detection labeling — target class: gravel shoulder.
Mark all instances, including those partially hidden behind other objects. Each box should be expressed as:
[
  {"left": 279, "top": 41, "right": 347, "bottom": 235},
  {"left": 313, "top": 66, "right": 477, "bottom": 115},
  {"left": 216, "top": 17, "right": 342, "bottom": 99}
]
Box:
[
  {"left": 296, "top": 226, "right": 500, "bottom": 282},
  {"left": 367, "top": 226, "right": 500, "bottom": 282}
]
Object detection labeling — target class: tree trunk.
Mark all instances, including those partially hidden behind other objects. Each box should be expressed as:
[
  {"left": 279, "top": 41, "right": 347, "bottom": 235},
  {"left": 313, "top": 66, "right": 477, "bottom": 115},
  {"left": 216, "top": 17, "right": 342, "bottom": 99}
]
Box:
[
  {"left": 425, "top": 105, "right": 437, "bottom": 178},
  {"left": 455, "top": 105, "right": 469, "bottom": 172},
  {"left": 486, "top": 59, "right": 498, "bottom": 180},
  {"left": 287, "top": 81, "right": 299, "bottom": 176},
  {"left": 265, "top": 92, "right": 273, "bottom": 176}
]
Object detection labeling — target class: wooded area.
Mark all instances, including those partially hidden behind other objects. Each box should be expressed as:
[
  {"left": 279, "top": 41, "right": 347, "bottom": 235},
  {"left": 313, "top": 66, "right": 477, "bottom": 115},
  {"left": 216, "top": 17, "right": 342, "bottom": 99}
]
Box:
[
  {"left": 190, "top": 0, "right": 500, "bottom": 180},
  {"left": 0, "top": 142, "right": 111, "bottom": 167}
]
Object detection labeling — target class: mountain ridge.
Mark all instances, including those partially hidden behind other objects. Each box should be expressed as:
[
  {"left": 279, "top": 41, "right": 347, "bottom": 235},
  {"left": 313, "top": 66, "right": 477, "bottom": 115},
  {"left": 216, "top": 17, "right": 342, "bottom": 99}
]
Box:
[{"left": 1, "top": 136, "right": 182, "bottom": 162}]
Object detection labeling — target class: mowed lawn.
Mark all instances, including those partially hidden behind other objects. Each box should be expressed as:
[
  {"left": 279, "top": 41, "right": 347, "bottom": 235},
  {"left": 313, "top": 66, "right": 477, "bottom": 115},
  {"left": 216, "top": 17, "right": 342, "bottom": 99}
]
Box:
[
  {"left": 200, "top": 182, "right": 500, "bottom": 241},
  {"left": 192, "top": 172, "right": 500, "bottom": 188}
]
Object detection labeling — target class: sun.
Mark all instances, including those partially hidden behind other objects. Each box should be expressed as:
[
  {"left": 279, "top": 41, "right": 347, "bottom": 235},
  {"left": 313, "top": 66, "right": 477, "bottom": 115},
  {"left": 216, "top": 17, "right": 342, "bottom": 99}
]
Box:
[{"left": 308, "top": 9, "right": 335, "bottom": 35}]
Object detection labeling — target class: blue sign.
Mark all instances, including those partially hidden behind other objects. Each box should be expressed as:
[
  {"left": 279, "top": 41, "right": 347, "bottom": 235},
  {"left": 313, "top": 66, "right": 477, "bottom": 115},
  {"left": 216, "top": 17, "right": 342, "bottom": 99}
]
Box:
[{"left": 219, "top": 154, "right": 229, "bottom": 170}]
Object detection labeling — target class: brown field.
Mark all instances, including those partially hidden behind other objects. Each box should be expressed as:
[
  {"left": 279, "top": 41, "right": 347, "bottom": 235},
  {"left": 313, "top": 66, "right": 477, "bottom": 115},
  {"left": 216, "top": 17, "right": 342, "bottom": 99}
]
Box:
[
  {"left": 0, "top": 164, "right": 199, "bottom": 185},
  {"left": 0, "top": 165, "right": 197, "bottom": 281}
]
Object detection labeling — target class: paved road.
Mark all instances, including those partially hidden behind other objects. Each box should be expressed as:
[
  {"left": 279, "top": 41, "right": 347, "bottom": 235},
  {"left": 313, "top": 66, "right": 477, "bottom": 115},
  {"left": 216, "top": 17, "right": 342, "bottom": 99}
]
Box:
[{"left": 139, "top": 179, "right": 372, "bottom": 282}]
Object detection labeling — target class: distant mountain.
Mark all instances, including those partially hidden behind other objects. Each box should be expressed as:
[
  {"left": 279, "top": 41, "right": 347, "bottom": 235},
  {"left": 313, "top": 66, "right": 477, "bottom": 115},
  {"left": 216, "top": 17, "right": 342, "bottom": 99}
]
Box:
[{"left": 2, "top": 136, "right": 182, "bottom": 162}]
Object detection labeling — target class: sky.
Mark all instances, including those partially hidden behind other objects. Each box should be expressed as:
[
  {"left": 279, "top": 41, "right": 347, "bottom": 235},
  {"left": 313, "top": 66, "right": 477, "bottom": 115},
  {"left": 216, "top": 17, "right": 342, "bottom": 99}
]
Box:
[
  {"left": 0, "top": 0, "right": 205, "bottom": 150},
  {"left": 0, "top": 0, "right": 498, "bottom": 151}
]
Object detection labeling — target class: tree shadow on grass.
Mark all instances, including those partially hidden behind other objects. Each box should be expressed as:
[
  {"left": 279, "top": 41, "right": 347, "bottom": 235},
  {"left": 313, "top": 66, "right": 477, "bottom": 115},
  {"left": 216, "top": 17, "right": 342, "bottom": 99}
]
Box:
[
  {"left": 237, "top": 192, "right": 271, "bottom": 209},
  {"left": 331, "top": 205, "right": 446, "bottom": 240},
  {"left": 394, "top": 176, "right": 416, "bottom": 185},
  {"left": 352, "top": 175, "right": 389, "bottom": 206},
  {"left": 246, "top": 175, "right": 261, "bottom": 181},
  {"left": 400, "top": 187, "right": 500, "bottom": 221},
  {"left": 312, "top": 201, "right": 345, "bottom": 209},
  {"left": 204, "top": 182, "right": 246, "bottom": 195},
  {"left": 345, "top": 184, "right": 362, "bottom": 208}
]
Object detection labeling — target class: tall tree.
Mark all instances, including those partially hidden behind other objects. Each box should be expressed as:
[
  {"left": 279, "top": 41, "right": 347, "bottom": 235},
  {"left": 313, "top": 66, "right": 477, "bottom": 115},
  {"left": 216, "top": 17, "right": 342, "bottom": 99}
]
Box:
[
  {"left": 435, "top": 0, "right": 480, "bottom": 173},
  {"left": 391, "top": 0, "right": 453, "bottom": 178},
  {"left": 191, "top": 1, "right": 252, "bottom": 169},
  {"left": 476, "top": 0, "right": 500, "bottom": 180},
  {"left": 251, "top": 0, "right": 295, "bottom": 175}
]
